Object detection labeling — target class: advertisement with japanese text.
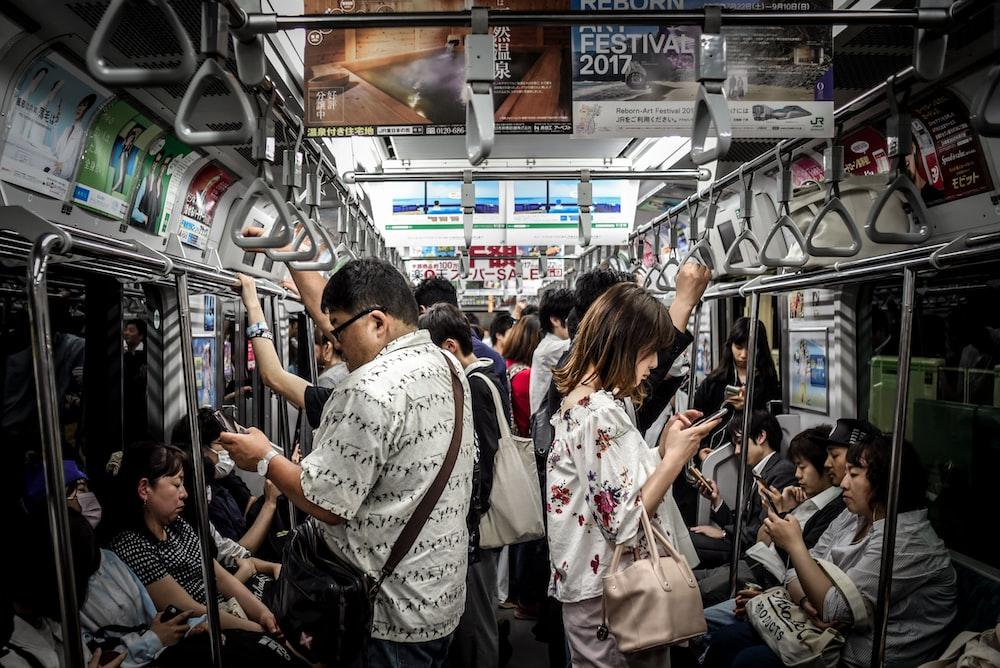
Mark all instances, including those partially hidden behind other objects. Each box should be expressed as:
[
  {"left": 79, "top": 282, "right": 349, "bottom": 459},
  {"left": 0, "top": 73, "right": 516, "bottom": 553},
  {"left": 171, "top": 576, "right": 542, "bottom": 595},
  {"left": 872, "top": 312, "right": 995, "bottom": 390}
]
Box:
[
  {"left": 570, "top": 0, "right": 834, "bottom": 138},
  {"left": 506, "top": 179, "right": 638, "bottom": 245},
  {"left": 127, "top": 134, "right": 198, "bottom": 236},
  {"left": 0, "top": 54, "right": 106, "bottom": 200},
  {"left": 178, "top": 162, "right": 238, "bottom": 250},
  {"left": 73, "top": 100, "right": 161, "bottom": 220},
  {"left": 382, "top": 180, "right": 505, "bottom": 247},
  {"left": 302, "top": 0, "right": 572, "bottom": 138}
]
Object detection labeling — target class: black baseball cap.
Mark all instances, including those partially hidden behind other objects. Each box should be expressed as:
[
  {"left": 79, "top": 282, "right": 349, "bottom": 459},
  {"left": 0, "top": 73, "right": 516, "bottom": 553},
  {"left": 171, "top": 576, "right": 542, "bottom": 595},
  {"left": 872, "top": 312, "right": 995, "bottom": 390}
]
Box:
[{"left": 817, "top": 418, "right": 882, "bottom": 448}]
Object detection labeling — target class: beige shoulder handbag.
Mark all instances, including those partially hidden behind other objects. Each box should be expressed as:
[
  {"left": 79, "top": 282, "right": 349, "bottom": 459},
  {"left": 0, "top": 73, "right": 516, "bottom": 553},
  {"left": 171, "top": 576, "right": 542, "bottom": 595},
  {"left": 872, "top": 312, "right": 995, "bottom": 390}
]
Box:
[{"left": 599, "top": 504, "right": 706, "bottom": 653}]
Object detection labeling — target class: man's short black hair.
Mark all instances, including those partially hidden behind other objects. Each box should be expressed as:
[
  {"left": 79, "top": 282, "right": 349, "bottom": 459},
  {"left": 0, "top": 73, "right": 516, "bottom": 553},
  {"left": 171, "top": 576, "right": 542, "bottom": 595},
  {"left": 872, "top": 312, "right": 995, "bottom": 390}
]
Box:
[
  {"left": 171, "top": 408, "right": 221, "bottom": 449},
  {"left": 125, "top": 318, "right": 147, "bottom": 338},
  {"left": 413, "top": 277, "right": 458, "bottom": 309},
  {"left": 521, "top": 304, "right": 539, "bottom": 317},
  {"left": 732, "top": 409, "right": 783, "bottom": 453},
  {"left": 321, "top": 259, "right": 419, "bottom": 326},
  {"left": 788, "top": 425, "right": 833, "bottom": 475},
  {"left": 489, "top": 312, "right": 515, "bottom": 342},
  {"left": 419, "top": 303, "right": 473, "bottom": 356},
  {"left": 568, "top": 268, "right": 633, "bottom": 338},
  {"left": 538, "top": 287, "right": 575, "bottom": 335}
]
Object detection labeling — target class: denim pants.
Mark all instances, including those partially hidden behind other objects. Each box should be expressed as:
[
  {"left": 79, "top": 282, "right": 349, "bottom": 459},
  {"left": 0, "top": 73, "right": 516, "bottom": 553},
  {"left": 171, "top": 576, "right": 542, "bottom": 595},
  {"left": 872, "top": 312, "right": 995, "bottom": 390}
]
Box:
[
  {"left": 367, "top": 635, "right": 453, "bottom": 668},
  {"left": 702, "top": 619, "right": 783, "bottom": 668}
]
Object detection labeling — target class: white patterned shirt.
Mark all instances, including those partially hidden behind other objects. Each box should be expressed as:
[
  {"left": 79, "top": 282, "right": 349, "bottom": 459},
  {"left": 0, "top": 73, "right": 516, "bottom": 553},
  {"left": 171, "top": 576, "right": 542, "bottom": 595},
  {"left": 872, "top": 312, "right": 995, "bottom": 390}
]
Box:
[{"left": 300, "top": 330, "right": 474, "bottom": 642}]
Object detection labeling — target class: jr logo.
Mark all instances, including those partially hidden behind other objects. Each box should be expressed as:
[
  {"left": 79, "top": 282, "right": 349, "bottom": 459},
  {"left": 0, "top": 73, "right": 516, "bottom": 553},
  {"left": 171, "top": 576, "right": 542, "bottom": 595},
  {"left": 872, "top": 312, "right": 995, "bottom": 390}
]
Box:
[{"left": 810, "top": 117, "right": 825, "bottom": 127}]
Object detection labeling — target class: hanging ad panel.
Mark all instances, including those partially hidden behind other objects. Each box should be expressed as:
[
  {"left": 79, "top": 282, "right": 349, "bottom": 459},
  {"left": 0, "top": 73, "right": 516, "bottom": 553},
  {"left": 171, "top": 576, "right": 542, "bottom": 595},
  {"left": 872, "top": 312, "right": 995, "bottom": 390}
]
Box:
[
  {"left": 506, "top": 179, "right": 637, "bottom": 245},
  {"left": 73, "top": 100, "right": 162, "bottom": 219},
  {"left": 302, "top": 0, "right": 572, "bottom": 138},
  {"left": 570, "top": 0, "right": 834, "bottom": 139},
  {"left": 0, "top": 54, "right": 106, "bottom": 200},
  {"left": 127, "top": 134, "right": 198, "bottom": 236},
  {"left": 380, "top": 180, "right": 505, "bottom": 247},
  {"left": 178, "top": 162, "right": 238, "bottom": 250}
]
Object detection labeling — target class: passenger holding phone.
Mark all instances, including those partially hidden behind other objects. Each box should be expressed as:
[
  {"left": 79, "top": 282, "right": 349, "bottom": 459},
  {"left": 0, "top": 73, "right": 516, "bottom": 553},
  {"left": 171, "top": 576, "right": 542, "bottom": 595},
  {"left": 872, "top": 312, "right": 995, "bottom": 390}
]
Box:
[{"left": 689, "top": 411, "right": 796, "bottom": 569}]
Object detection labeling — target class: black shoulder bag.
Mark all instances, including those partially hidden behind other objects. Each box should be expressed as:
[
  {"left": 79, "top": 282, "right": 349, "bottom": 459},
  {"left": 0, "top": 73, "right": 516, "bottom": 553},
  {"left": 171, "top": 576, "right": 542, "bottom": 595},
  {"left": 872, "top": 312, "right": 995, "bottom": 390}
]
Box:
[{"left": 272, "top": 353, "right": 466, "bottom": 666}]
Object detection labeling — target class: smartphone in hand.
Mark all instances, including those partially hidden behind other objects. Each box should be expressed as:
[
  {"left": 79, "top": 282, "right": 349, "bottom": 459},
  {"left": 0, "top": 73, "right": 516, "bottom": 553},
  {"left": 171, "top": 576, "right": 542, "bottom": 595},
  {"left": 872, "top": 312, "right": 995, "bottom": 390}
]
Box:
[{"left": 690, "top": 405, "right": 731, "bottom": 428}]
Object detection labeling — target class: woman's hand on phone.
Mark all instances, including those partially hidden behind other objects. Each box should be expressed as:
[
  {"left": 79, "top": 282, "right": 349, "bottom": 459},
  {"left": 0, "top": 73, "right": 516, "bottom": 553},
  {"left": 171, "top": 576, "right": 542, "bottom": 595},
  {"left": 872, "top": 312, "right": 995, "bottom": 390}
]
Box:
[
  {"left": 763, "top": 510, "right": 804, "bottom": 551},
  {"left": 89, "top": 648, "right": 126, "bottom": 668},
  {"left": 725, "top": 388, "right": 746, "bottom": 412},
  {"left": 659, "top": 410, "right": 719, "bottom": 463},
  {"left": 698, "top": 479, "right": 720, "bottom": 506},
  {"left": 151, "top": 609, "right": 194, "bottom": 647}
]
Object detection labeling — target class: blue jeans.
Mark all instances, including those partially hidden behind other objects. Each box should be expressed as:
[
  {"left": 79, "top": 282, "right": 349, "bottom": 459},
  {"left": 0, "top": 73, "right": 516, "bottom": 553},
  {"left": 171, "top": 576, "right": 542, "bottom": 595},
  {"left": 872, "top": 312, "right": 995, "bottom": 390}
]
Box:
[
  {"left": 702, "top": 619, "right": 783, "bottom": 668},
  {"left": 704, "top": 598, "right": 739, "bottom": 633},
  {"left": 367, "top": 635, "right": 453, "bottom": 668}
]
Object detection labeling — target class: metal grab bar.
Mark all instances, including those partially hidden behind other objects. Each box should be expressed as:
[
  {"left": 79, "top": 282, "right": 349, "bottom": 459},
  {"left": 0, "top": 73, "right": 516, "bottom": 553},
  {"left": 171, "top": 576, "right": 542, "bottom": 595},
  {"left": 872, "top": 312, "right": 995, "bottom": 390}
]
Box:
[
  {"left": 690, "top": 6, "right": 732, "bottom": 165},
  {"left": 87, "top": 0, "right": 197, "bottom": 86},
  {"left": 465, "top": 6, "right": 495, "bottom": 166},
  {"left": 175, "top": 59, "right": 256, "bottom": 145},
  {"left": 806, "top": 143, "right": 863, "bottom": 257},
  {"left": 865, "top": 76, "right": 932, "bottom": 245}
]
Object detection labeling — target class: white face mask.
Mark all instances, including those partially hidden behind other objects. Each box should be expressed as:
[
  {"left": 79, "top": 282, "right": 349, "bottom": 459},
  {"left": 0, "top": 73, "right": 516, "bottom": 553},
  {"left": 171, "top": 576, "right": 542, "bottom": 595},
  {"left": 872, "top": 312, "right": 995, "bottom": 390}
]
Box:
[
  {"left": 215, "top": 450, "right": 235, "bottom": 478},
  {"left": 76, "top": 491, "right": 102, "bottom": 529}
]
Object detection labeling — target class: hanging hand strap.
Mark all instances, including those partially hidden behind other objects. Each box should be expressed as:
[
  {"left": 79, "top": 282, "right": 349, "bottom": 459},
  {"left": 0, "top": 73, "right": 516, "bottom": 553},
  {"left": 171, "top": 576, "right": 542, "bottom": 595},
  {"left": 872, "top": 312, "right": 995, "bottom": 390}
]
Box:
[{"left": 377, "top": 352, "right": 465, "bottom": 586}]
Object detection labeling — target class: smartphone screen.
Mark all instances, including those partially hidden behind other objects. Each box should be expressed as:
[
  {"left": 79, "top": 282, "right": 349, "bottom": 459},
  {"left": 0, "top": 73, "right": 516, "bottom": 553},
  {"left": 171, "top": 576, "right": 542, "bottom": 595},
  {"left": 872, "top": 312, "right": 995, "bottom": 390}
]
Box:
[
  {"left": 99, "top": 650, "right": 122, "bottom": 666},
  {"left": 692, "top": 405, "right": 730, "bottom": 428}
]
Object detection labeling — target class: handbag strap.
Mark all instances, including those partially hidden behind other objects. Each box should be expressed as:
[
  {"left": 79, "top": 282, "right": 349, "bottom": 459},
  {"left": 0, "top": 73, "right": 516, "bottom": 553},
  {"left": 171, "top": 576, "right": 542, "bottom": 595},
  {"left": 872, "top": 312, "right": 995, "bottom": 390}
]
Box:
[
  {"left": 470, "top": 371, "right": 513, "bottom": 442},
  {"left": 378, "top": 351, "right": 465, "bottom": 585},
  {"left": 814, "top": 558, "right": 870, "bottom": 629}
]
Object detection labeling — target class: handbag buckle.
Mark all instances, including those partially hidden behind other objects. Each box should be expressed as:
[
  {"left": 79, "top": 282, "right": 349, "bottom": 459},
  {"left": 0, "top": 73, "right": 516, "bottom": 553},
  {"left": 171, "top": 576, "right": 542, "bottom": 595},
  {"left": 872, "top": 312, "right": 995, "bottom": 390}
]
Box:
[{"left": 596, "top": 624, "right": 610, "bottom": 641}]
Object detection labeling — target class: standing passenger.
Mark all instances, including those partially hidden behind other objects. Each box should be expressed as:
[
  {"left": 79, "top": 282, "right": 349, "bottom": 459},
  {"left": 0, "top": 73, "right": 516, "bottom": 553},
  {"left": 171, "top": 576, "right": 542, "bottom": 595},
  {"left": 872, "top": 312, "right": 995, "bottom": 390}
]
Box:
[
  {"left": 529, "top": 288, "right": 575, "bottom": 415},
  {"left": 220, "top": 260, "right": 475, "bottom": 668},
  {"left": 548, "top": 282, "right": 719, "bottom": 667}
]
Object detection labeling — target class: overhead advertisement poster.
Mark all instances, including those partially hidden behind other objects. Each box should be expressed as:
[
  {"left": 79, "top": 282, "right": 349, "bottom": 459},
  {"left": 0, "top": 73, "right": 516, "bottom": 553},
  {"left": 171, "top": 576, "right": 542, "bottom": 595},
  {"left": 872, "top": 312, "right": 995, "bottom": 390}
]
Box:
[
  {"left": 302, "top": 0, "right": 572, "bottom": 137},
  {"left": 506, "top": 179, "right": 638, "bottom": 246},
  {"left": 178, "top": 162, "right": 237, "bottom": 250},
  {"left": 383, "top": 180, "right": 504, "bottom": 247},
  {"left": 570, "top": 0, "right": 834, "bottom": 139},
  {"left": 0, "top": 54, "right": 106, "bottom": 200},
  {"left": 73, "top": 100, "right": 162, "bottom": 220},
  {"left": 127, "top": 135, "right": 198, "bottom": 236}
]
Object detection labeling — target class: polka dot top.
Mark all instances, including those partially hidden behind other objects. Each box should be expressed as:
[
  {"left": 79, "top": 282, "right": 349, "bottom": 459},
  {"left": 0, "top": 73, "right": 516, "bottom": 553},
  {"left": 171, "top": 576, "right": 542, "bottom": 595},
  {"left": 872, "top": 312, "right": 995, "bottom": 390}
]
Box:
[{"left": 111, "top": 517, "right": 223, "bottom": 606}]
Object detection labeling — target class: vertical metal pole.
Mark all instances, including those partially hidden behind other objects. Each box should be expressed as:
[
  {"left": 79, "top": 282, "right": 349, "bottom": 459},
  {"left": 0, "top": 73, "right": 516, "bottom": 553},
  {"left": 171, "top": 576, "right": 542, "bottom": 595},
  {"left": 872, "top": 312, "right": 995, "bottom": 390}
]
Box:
[
  {"left": 269, "top": 296, "right": 297, "bottom": 529},
  {"left": 27, "top": 234, "right": 84, "bottom": 668},
  {"left": 872, "top": 266, "right": 917, "bottom": 668},
  {"left": 214, "top": 296, "right": 225, "bottom": 408},
  {"left": 686, "top": 302, "right": 704, "bottom": 410},
  {"left": 174, "top": 272, "right": 224, "bottom": 668},
  {"left": 300, "top": 312, "right": 318, "bottom": 456},
  {"left": 729, "top": 290, "right": 760, "bottom": 597},
  {"left": 234, "top": 299, "right": 247, "bottom": 426}
]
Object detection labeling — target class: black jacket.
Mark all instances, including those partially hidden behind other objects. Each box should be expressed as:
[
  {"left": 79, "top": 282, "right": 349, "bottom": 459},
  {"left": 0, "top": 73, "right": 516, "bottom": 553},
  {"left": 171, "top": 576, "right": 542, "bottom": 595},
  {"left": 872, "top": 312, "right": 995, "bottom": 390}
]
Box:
[
  {"left": 693, "top": 370, "right": 781, "bottom": 450},
  {"left": 466, "top": 363, "right": 506, "bottom": 561},
  {"left": 711, "top": 452, "right": 797, "bottom": 550}
]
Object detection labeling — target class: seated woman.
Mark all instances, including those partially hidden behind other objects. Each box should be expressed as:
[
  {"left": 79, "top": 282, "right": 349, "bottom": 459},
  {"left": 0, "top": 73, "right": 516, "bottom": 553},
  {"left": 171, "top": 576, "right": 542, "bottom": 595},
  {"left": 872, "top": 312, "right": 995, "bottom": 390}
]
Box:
[
  {"left": 704, "top": 431, "right": 957, "bottom": 668},
  {"left": 108, "top": 442, "right": 280, "bottom": 635}
]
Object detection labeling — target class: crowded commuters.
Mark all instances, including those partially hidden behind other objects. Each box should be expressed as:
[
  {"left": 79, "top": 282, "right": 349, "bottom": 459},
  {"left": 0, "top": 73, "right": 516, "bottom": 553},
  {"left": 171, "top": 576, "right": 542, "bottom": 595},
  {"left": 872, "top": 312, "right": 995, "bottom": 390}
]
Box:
[
  {"left": 703, "top": 429, "right": 957, "bottom": 668},
  {"left": 219, "top": 259, "right": 475, "bottom": 667},
  {"left": 690, "top": 410, "right": 797, "bottom": 569},
  {"left": 503, "top": 314, "right": 542, "bottom": 438},
  {"left": 547, "top": 282, "right": 720, "bottom": 666},
  {"left": 488, "top": 312, "right": 516, "bottom": 355},
  {"left": 419, "top": 303, "right": 505, "bottom": 668},
  {"left": 314, "top": 326, "right": 349, "bottom": 388},
  {"left": 528, "top": 287, "right": 575, "bottom": 415}
]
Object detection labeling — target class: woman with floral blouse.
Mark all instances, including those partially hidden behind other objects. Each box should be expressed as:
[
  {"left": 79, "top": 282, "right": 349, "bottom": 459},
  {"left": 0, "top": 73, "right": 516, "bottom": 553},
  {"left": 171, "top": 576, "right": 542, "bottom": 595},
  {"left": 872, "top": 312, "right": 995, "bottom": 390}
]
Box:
[{"left": 548, "top": 282, "right": 720, "bottom": 667}]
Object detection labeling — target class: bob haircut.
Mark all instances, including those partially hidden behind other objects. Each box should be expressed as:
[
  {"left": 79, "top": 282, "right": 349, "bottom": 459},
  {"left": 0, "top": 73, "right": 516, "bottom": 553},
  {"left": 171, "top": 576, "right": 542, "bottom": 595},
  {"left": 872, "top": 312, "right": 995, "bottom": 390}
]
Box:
[
  {"left": 554, "top": 282, "right": 673, "bottom": 405},
  {"left": 847, "top": 431, "right": 927, "bottom": 513}
]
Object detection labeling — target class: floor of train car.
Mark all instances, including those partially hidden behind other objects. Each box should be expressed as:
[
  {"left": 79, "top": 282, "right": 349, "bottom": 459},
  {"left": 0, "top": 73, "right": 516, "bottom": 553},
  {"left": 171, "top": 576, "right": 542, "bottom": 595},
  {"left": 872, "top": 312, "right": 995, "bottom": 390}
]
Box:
[{"left": 498, "top": 608, "right": 549, "bottom": 668}]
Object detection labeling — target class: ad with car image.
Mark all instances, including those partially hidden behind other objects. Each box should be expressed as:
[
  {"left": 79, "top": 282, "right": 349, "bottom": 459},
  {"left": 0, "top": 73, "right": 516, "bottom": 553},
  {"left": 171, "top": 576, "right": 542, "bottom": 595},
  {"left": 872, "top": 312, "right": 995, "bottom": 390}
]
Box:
[{"left": 570, "top": 0, "right": 834, "bottom": 138}]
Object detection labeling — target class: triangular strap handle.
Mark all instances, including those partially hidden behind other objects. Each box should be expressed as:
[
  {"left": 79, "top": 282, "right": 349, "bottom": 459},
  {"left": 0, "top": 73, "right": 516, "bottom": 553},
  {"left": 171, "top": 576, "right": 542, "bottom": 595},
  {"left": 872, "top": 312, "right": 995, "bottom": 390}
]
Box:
[
  {"left": 289, "top": 215, "right": 339, "bottom": 272},
  {"left": 722, "top": 227, "right": 766, "bottom": 276},
  {"left": 971, "top": 62, "right": 1000, "bottom": 137},
  {"left": 266, "top": 205, "right": 321, "bottom": 262},
  {"left": 229, "top": 178, "right": 296, "bottom": 249},
  {"left": 864, "top": 173, "right": 932, "bottom": 244},
  {"left": 806, "top": 196, "right": 862, "bottom": 257},
  {"left": 87, "top": 0, "right": 196, "bottom": 86},
  {"left": 690, "top": 84, "right": 733, "bottom": 166},
  {"left": 759, "top": 212, "right": 808, "bottom": 268},
  {"left": 175, "top": 59, "right": 255, "bottom": 146}
]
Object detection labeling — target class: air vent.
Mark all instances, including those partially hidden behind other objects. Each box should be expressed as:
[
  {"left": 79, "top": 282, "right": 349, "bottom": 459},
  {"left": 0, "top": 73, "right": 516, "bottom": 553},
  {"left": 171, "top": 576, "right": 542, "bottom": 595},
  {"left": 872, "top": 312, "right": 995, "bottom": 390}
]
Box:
[
  {"left": 66, "top": 0, "right": 190, "bottom": 61},
  {"left": 834, "top": 53, "right": 912, "bottom": 93}
]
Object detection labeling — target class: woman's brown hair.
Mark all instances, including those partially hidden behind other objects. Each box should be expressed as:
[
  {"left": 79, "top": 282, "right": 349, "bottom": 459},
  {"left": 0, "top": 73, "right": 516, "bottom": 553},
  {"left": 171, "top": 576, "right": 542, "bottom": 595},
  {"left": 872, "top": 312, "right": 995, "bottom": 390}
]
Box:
[
  {"left": 503, "top": 314, "right": 542, "bottom": 366},
  {"left": 553, "top": 282, "right": 673, "bottom": 405}
]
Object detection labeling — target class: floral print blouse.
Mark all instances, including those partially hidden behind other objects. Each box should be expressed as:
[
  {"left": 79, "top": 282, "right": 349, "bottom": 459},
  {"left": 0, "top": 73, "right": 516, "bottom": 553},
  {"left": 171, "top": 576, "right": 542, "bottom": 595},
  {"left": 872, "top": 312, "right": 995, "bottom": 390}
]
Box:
[{"left": 547, "top": 390, "right": 687, "bottom": 603}]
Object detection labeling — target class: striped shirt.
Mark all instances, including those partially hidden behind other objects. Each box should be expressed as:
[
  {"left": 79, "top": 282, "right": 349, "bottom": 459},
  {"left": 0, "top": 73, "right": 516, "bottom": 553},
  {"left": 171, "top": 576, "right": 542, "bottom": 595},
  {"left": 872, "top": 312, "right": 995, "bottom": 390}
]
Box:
[
  {"left": 301, "top": 330, "right": 474, "bottom": 643},
  {"left": 787, "top": 509, "right": 956, "bottom": 667}
]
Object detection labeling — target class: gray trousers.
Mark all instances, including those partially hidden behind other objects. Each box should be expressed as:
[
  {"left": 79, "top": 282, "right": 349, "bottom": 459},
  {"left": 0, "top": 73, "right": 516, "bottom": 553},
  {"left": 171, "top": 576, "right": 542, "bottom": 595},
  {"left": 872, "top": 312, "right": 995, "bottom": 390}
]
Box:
[
  {"left": 447, "top": 553, "right": 499, "bottom": 668},
  {"left": 694, "top": 560, "right": 756, "bottom": 607}
]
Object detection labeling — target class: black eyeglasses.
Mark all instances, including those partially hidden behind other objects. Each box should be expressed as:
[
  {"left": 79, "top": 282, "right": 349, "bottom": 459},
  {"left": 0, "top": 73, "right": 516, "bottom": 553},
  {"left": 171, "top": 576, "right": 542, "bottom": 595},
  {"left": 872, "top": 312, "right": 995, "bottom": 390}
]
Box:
[{"left": 331, "top": 305, "right": 384, "bottom": 342}]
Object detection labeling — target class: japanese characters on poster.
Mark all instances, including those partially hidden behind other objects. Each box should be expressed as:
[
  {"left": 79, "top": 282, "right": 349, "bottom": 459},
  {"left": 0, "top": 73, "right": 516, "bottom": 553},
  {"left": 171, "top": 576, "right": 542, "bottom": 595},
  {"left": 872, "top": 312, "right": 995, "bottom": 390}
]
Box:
[
  {"left": 178, "top": 162, "right": 238, "bottom": 250},
  {"left": 303, "top": 0, "right": 571, "bottom": 138},
  {"left": 0, "top": 55, "right": 106, "bottom": 199},
  {"left": 384, "top": 181, "right": 504, "bottom": 246},
  {"left": 506, "top": 179, "right": 638, "bottom": 245},
  {"left": 73, "top": 100, "right": 161, "bottom": 220},
  {"left": 127, "top": 135, "right": 197, "bottom": 236},
  {"left": 842, "top": 90, "right": 995, "bottom": 207},
  {"left": 571, "top": 0, "right": 834, "bottom": 139}
]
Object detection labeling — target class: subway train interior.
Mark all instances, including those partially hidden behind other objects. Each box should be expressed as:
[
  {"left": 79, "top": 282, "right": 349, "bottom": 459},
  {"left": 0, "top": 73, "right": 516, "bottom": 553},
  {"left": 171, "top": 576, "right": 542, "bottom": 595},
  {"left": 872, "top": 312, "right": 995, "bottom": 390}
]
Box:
[{"left": 1, "top": 0, "right": 999, "bottom": 666}]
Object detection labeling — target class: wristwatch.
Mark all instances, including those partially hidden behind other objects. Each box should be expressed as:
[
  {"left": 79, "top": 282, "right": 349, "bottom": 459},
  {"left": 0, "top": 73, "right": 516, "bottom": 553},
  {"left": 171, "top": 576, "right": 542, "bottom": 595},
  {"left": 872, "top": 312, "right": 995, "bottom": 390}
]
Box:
[
  {"left": 257, "top": 449, "right": 277, "bottom": 477},
  {"left": 246, "top": 321, "right": 273, "bottom": 341}
]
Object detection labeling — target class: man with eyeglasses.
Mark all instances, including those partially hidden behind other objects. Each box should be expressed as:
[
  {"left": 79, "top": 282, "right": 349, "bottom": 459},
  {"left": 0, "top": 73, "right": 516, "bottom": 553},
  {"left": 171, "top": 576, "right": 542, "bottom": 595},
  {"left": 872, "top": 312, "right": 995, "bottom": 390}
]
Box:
[{"left": 222, "top": 259, "right": 475, "bottom": 667}]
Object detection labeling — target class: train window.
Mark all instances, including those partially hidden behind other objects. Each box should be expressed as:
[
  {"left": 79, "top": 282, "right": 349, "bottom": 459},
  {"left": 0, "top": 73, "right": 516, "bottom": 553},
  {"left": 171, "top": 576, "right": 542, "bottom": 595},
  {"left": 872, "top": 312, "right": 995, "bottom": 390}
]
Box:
[{"left": 859, "top": 263, "right": 1000, "bottom": 568}]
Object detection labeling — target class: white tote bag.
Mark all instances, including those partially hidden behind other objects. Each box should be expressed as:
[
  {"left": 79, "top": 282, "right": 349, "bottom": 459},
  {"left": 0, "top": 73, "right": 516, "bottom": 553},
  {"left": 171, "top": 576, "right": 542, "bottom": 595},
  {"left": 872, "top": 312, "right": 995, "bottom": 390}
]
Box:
[
  {"left": 747, "top": 559, "right": 869, "bottom": 668},
  {"left": 472, "top": 373, "right": 545, "bottom": 549}
]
